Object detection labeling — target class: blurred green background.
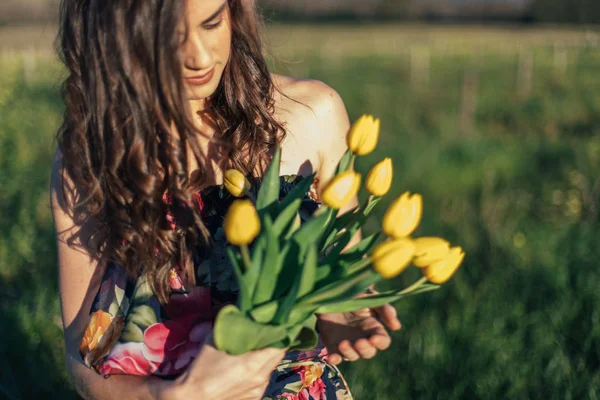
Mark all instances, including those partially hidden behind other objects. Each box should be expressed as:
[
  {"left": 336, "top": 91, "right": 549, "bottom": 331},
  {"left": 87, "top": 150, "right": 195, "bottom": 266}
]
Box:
[{"left": 1, "top": 1, "right": 600, "bottom": 399}]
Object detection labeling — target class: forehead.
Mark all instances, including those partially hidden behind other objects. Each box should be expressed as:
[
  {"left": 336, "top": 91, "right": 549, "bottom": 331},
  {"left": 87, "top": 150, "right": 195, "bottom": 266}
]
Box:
[{"left": 185, "top": 0, "right": 227, "bottom": 21}]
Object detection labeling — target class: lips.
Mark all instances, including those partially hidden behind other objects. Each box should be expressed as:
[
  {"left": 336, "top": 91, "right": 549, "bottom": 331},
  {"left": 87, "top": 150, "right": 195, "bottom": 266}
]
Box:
[{"left": 185, "top": 67, "right": 216, "bottom": 86}]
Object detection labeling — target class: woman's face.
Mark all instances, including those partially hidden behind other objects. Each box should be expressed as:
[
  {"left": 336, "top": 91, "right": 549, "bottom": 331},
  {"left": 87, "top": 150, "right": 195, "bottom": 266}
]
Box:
[{"left": 180, "top": 0, "right": 232, "bottom": 102}]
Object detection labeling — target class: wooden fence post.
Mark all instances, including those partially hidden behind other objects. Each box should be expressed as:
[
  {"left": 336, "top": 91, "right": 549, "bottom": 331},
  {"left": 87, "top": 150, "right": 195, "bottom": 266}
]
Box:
[
  {"left": 517, "top": 47, "right": 533, "bottom": 98},
  {"left": 459, "top": 68, "right": 479, "bottom": 136},
  {"left": 410, "top": 46, "right": 430, "bottom": 89},
  {"left": 22, "top": 48, "right": 37, "bottom": 85},
  {"left": 553, "top": 43, "right": 568, "bottom": 78}
]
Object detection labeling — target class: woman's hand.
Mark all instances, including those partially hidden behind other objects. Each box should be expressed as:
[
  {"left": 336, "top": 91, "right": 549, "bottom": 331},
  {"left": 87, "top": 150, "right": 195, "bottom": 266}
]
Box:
[
  {"left": 317, "top": 290, "right": 401, "bottom": 366},
  {"left": 156, "top": 333, "right": 286, "bottom": 400}
]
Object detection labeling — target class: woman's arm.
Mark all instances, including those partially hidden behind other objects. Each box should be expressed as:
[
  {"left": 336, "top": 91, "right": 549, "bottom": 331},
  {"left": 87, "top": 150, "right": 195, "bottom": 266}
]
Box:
[
  {"left": 50, "top": 149, "right": 171, "bottom": 400},
  {"left": 51, "top": 150, "right": 286, "bottom": 400}
]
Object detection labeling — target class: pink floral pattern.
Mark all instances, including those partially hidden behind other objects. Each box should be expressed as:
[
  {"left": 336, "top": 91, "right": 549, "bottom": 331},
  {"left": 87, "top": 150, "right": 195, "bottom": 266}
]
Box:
[{"left": 80, "top": 175, "right": 353, "bottom": 399}]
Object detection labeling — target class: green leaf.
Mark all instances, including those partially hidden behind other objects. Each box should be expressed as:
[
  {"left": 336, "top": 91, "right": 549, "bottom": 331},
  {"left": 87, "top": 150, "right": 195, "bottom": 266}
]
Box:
[
  {"left": 298, "top": 269, "right": 380, "bottom": 305},
  {"left": 363, "top": 196, "right": 383, "bottom": 216},
  {"left": 335, "top": 150, "right": 352, "bottom": 175},
  {"left": 249, "top": 300, "right": 278, "bottom": 324},
  {"left": 272, "top": 248, "right": 305, "bottom": 324},
  {"left": 252, "top": 216, "right": 282, "bottom": 305},
  {"left": 271, "top": 241, "right": 300, "bottom": 300},
  {"left": 318, "top": 207, "right": 344, "bottom": 251},
  {"left": 288, "top": 306, "right": 319, "bottom": 326},
  {"left": 347, "top": 231, "right": 382, "bottom": 256},
  {"left": 314, "top": 284, "right": 440, "bottom": 314},
  {"left": 321, "top": 208, "right": 358, "bottom": 250},
  {"left": 321, "top": 198, "right": 382, "bottom": 253},
  {"left": 273, "top": 198, "right": 302, "bottom": 235},
  {"left": 288, "top": 314, "right": 319, "bottom": 351},
  {"left": 256, "top": 145, "right": 282, "bottom": 212},
  {"left": 315, "top": 263, "right": 333, "bottom": 283},
  {"left": 297, "top": 243, "right": 318, "bottom": 298},
  {"left": 227, "top": 247, "right": 251, "bottom": 313},
  {"left": 292, "top": 210, "right": 331, "bottom": 252},
  {"left": 245, "top": 235, "right": 266, "bottom": 300},
  {"left": 322, "top": 230, "right": 353, "bottom": 264},
  {"left": 214, "top": 305, "right": 289, "bottom": 355},
  {"left": 336, "top": 232, "right": 382, "bottom": 266}
]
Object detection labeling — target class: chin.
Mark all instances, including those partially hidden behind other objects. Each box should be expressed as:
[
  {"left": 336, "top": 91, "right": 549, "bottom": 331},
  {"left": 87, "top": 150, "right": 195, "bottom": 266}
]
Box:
[
  {"left": 187, "top": 86, "right": 217, "bottom": 101},
  {"left": 185, "top": 72, "right": 223, "bottom": 102}
]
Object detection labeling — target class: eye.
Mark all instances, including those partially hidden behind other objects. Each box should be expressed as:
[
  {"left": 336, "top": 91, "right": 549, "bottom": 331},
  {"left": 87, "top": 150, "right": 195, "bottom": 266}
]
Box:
[{"left": 204, "top": 19, "right": 224, "bottom": 30}]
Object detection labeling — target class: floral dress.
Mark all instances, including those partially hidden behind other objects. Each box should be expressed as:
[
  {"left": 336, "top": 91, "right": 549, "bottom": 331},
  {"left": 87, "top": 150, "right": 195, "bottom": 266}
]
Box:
[{"left": 78, "top": 174, "right": 354, "bottom": 400}]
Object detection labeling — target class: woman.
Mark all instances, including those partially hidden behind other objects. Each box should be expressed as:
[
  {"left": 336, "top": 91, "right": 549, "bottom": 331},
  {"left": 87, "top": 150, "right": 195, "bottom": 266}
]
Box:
[{"left": 50, "top": 0, "right": 401, "bottom": 399}]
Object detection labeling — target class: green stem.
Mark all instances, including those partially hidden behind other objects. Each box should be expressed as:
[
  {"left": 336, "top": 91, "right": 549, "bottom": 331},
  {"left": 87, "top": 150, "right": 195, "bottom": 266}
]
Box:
[
  {"left": 240, "top": 245, "right": 252, "bottom": 270},
  {"left": 348, "top": 154, "right": 357, "bottom": 172},
  {"left": 398, "top": 276, "right": 428, "bottom": 295},
  {"left": 347, "top": 256, "right": 372, "bottom": 275},
  {"left": 327, "top": 195, "right": 374, "bottom": 248},
  {"left": 246, "top": 191, "right": 257, "bottom": 204}
]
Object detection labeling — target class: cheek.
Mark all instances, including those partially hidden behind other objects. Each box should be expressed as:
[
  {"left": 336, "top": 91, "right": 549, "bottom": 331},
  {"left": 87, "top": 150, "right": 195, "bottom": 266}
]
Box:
[
  {"left": 218, "top": 30, "right": 232, "bottom": 63},
  {"left": 213, "top": 19, "right": 232, "bottom": 64}
]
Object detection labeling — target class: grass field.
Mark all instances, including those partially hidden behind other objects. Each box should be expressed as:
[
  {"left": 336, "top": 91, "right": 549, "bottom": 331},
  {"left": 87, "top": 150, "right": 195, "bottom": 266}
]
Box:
[{"left": 1, "top": 24, "right": 600, "bottom": 399}]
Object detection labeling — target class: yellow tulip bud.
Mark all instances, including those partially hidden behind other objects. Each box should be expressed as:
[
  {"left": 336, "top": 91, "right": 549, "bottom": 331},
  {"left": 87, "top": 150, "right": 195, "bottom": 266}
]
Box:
[
  {"left": 423, "top": 246, "right": 465, "bottom": 284},
  {"left": 365, "top": 158, "right": 393, "bottom": 197},
  {"left": 347, "top": 115, "right": 380, "bottom": 156},
  {"left": 223, "top": 200, "right": 261, "bottom": 246},
  {"left": 371, "top": 238, "right": 416, "bottom": 279},
  {"left": 224, "top": 169, "right": 251, "bottom": 197},
  {"left": 321, "top": 171, "right": 361, "bottom": 210},
  {"left": 382, "top": 192, "right": 422, "bottom": 238},
  {"left": 412, "top": 237, "right": 451, "bottom": 268}
]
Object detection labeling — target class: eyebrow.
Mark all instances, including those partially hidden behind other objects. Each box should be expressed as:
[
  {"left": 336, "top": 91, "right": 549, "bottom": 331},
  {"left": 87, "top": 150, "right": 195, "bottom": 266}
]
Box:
[{"left": 202, "top": 2, "right": 227, "bottom": 24}]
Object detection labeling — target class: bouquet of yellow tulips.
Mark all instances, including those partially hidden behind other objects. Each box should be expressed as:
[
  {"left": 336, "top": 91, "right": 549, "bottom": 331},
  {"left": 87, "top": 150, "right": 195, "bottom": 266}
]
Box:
[{"left": 213, "top": 115, "right": 465, "bottom": 355}]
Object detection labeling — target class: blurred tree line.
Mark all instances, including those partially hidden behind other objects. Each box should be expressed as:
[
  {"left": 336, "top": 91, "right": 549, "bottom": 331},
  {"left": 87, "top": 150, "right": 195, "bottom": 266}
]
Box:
[
  {"left": 1, "top": 0, "right": 599, "bottom": 25},
  {"left": 529, "top": 0, "right": 600, "bottom": 24},
  {"left": 262, "top": 0, "right": 600, "bottom": 24}
]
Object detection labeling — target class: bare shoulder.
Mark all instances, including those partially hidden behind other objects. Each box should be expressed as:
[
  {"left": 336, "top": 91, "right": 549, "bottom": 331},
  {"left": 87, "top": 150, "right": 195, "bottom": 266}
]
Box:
[
  {"left": 272, "top": 73, "right": 347, "bottom": 123},
  {"left": 272, "top": 74, "right": 351, "bottom": 176}
]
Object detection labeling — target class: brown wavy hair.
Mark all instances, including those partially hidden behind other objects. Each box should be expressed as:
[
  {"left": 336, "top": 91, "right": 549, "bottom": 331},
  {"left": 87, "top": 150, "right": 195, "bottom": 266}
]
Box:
[{"left": 55, "top": 0, "right": 287, "bottom": 303}]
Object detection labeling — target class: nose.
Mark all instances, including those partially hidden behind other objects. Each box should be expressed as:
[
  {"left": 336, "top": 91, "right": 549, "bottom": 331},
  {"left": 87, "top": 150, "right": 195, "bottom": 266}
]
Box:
[{"left": 182, "top": 33, "right": 214, "bottom": 72}]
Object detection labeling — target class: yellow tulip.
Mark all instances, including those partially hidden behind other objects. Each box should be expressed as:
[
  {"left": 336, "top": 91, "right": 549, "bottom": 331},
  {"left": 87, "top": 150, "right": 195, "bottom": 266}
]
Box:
[
  {"left": 365, "top": 158, "right": 393, "bottom": 197},
  {"left": 321, "top": 171, "right": 361, "bottom": 210},
  {"left": 224, "top": 169, "right": 251, "bottom": 197},
  {"left": 413, "top": 237, "right": 451, "bottom": 268},
  {"left": 382, "top": 192, "right": 422, "bottom": 238},
  {"left": 223, "top": 200, "right": 261, "bottom": 245},
  {"left": 371, "top": 238, "right": 416, "bottom": 279},
  {"left": 423, "top": 246, "right": 465, "bottom": 284},
  {"left": 347, "top": 115, "right": 380, "bottom": 156}
]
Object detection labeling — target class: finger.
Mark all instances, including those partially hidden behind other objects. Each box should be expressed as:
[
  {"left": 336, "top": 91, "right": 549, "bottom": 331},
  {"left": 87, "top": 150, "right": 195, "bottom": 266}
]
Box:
[
  {"left": 372, "top": 304, "right": 402, "bottom": 331},
  {"left": 361, "top": 319, "right": 392, "bottom": 350},
  {"left": 353, "top": 338, "right": 377, "bottom": 359},
  {"left": 338, "top": 340, "right": 360, "bottom": 362},
  {"left": 327, "top": 352, "right": 343, "bottom": 366}
]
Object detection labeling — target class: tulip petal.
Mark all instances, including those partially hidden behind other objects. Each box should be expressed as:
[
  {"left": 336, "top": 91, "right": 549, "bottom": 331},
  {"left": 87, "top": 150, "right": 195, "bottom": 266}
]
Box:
[
  {"left": 223, "top": 200, "right": 261, "bottom": 245},
  {"left": 383, "top": 192, "right": 423, "bottom": 238},
  {"left": 366, "top": 157, "right": 393, "bottom": 197},
  {"left": 371, "top": 238, "right": 416, "bottom": 279},
  {"left": 321, "top": 171, "right": 361, "bottom": 209},
  {"left": 423, "top": 247, "right": 465, "bottom": 284},
  {"left": 413, "top": 237, "right": 451, "bottom": 268}
]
